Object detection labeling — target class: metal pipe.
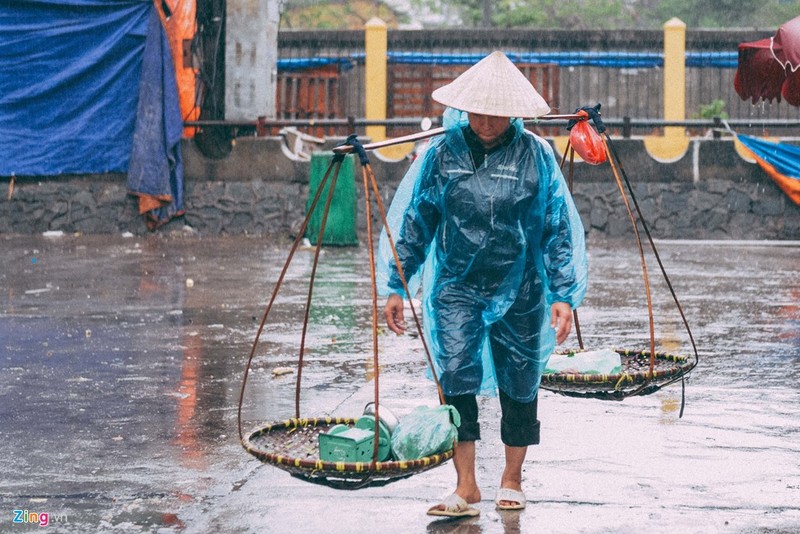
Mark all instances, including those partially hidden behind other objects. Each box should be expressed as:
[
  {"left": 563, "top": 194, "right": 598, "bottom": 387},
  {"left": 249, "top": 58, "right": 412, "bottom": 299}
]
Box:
[{"left": 185, "top": 117, "right": 800, "bottom": 131}]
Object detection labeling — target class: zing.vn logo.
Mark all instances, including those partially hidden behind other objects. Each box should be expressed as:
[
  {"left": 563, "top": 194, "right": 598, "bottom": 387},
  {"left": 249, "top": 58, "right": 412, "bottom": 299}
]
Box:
[{"left": 12, "top": 509, "right": 66, "bottom": 527}]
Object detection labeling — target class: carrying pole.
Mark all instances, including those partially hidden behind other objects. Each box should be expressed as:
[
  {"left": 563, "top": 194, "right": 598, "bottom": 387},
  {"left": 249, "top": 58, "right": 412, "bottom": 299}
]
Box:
[{"left": 332, "top": 114, "right": 584, "bottom": 155}]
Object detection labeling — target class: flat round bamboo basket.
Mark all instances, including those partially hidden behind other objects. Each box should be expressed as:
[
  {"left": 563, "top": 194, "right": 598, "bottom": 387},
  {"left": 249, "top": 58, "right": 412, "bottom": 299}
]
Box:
[
  {"left": 539, "top": 349, "right": 696, "bottom": 400},
  {"left": 243, "top": 417, "right": 454, "bottom": 490}
]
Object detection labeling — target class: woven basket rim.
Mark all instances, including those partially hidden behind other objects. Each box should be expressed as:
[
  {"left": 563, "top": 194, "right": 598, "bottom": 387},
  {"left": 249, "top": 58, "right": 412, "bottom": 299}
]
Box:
[
  {"left": 540, "top": 348, "right": 696, "bottom": 386},
  {"left": 243, "top": 416, "right": 454, "bottom": 478}
]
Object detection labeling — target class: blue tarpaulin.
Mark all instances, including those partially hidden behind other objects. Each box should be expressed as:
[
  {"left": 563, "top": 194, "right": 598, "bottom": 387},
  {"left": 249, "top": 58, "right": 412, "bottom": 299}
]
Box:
[
  {"left": 0, "top": 0, "right": 183, "bottom": 227},
  {"left": 738, "top": 135, "right": 800, "bottom": 180},
  {"left": 127, "top": 7, "right": 185, "bottom": 228},
  {"left": 737, "top": 134, "right": 800, "bottom": 206},
  {"left": 0, "top": 1, "right": 150, "bottom": 175}
]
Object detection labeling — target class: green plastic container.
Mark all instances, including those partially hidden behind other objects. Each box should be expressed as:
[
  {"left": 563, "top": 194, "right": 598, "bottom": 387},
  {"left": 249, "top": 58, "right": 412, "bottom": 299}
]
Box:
[
  {"left": 355, "top": 416, "right": 392, "bottom": 461},
  {"left": 318, "top": 425, "right": 375, "bottom": 463},
  {"left": 318, "top": 417, "right": 392, "bottom": 463},
  {"left": 305, "top": 152, "right": 358, "bottom": 246}
]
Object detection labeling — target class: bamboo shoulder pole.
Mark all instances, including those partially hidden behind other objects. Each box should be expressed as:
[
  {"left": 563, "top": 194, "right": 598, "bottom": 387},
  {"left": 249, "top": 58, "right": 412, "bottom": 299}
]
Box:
[{"left": 332, "top": 114, "right": 584, "bottom": 154}]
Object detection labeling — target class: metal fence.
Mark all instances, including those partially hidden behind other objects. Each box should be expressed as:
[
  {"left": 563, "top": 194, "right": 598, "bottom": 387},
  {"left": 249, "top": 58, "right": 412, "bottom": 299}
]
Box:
[{"left": 275, "top": 28, "right": 800, "bottom": 138}]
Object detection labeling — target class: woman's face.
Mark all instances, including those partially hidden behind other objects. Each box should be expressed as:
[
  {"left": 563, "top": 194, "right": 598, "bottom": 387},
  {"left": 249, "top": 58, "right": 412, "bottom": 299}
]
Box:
[{"left": 467, "top": 113, "right": 511, "bottom": 148}]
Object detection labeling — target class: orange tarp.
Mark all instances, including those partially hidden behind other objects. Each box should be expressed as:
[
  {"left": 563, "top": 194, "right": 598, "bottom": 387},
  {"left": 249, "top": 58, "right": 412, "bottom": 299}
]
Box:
[{"left": 157, "top": 0, "right": 198, "bottom": 138}]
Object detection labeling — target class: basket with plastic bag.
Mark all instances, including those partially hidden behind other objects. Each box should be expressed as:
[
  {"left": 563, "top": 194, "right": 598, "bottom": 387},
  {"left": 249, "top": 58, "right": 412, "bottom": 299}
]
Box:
[{"left": 390, "top": 404, "right": 461, "bottom": 461}]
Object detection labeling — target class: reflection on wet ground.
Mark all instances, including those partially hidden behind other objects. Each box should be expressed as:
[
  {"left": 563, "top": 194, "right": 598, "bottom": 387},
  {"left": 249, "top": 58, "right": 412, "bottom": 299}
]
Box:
[{"left": 1, "top": 234, "right": 798, "bottom": 533}]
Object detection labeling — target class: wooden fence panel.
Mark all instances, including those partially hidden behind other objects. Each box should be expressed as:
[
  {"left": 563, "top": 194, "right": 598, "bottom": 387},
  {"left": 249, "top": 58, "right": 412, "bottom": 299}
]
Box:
[
  {"left": 387, "top": 63, "right": 560, "bottom": 136},
  {"left": 275, "top": 65, "right": 344, "bottom": 136},
  {"left": 274, "top": 62, "right": 561, "bottom": 137}
]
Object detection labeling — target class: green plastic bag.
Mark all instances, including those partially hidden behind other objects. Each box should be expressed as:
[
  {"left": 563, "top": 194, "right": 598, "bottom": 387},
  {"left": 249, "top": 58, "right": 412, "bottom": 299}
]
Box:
[{"left": 390, "top": 405, "right": 461, "bottom": 461}]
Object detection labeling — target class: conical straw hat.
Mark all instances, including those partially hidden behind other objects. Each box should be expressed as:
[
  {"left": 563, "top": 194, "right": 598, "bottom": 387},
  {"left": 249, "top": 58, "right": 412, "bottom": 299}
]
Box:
[{"left": 432, "top": 51, "right": 551, "bottom": 118}]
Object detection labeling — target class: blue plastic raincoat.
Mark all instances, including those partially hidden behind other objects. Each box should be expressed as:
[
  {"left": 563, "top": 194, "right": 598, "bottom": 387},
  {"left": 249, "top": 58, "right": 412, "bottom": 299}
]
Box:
[{"left": 378, "top": 110, "right": 588, "bottom": 402}]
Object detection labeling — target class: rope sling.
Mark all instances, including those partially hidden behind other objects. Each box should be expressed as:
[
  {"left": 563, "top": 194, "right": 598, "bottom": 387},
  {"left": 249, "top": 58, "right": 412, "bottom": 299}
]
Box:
[
  {"left": 238, "top": 109, "right": 699, "bottom": 489},
  {"left": 238, "top": 137, "right": 452, "bottom": 489},
  {"left": 541, "top": 106, "right": 698, "bottom": 410}
]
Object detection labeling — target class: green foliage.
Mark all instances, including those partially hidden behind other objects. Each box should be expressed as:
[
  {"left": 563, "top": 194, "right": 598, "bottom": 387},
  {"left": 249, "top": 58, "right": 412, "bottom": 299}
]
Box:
[
  {"left": 281, "top": 0, "right": 800, "bottom": 30},
  {"left": 411, "top": 0, "right": 800, "bottom": 29},
  {"left": 280, "top": 0, "right": 406, "bottom": 29},
  {"left": 492, "top": 0, "right": 636, "bottom": 29},
  {"left": 696, "top": 99, "right": 729, "bottom": 120},
  {"left": 639, "top": 0, "right": 800, "bottom": 29}
]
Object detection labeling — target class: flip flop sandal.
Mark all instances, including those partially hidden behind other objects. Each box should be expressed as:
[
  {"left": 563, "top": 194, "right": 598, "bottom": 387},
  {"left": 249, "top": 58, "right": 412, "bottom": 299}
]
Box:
[
  {"left": 495, "top": 488, "right": 526, "bottom": 510},
  {"left": 427, "top": 493, "right": 480, "bottom": 517}
]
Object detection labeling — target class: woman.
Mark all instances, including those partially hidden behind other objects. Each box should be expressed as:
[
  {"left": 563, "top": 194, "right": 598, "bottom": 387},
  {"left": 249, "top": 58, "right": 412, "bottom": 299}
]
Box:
[{"left": 379, "top": 51, "right": 588, "bottom": 517}]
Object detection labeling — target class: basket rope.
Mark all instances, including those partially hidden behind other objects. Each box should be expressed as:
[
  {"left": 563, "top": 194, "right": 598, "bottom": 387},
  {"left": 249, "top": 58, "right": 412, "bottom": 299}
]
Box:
[
  {"left": 237, "top": 137, "right": 452, "bottom": 487},
  {"left": 238, "top": 111, "right": 701, "bottom": 489},
  {"left": 553, "top": 110, "right": 699, "bottom": 412},
  {"left": 237, "top": 156, "right": 346, "bottom": 443}
]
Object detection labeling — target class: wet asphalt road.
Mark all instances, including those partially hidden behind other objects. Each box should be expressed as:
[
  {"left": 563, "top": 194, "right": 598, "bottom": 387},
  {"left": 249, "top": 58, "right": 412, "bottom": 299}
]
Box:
[{"left": 1, "top": 232, "right": 799, "bottom": 533}]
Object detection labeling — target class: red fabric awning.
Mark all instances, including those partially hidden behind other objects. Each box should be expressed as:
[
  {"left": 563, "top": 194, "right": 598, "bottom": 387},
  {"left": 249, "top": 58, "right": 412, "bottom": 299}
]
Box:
[{"left": 734, "top": 16, "right": 800, "bottom": 106}]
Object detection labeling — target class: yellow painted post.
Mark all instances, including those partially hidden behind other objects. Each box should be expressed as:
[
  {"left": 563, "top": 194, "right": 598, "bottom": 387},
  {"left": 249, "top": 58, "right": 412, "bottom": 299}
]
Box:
[
  {"left": 663, "top": 17, "right": 686, "bottom": 138},
  {"left": 363, "top": 17, "right": 413, "bottom": 160},
  {"left": 644, "top": 17, "right": 689, "bottom": 161},
  {"left": 365, "top": 18, "right": 387, "bottom": 145}
]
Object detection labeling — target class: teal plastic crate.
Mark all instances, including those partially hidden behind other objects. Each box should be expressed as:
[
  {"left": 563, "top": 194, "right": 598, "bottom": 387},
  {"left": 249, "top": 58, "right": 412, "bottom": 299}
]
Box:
[{"left": 318, "top": 425, "right": 375, "bottom": 463}]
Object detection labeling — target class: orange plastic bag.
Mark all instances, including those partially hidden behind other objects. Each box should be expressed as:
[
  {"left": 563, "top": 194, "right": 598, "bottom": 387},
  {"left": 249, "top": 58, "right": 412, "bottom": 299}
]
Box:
[{"left": 569, "top": 110, "right": 607, "bottom": 165}]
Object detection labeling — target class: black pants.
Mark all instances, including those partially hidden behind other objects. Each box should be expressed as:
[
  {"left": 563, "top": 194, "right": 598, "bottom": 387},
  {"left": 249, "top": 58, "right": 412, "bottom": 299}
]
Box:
[{"left": 445, "top": 390, "right": 541, "bottom": 447}]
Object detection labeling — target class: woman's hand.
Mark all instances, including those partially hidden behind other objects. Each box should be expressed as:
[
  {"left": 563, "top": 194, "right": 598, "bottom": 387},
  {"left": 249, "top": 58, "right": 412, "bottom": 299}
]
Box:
[
  {"left": 550, "top": 302, "right": 573, "bottom": 344},
  {"left": 385, "top": 293, "right": 406, "bottom": 335}
]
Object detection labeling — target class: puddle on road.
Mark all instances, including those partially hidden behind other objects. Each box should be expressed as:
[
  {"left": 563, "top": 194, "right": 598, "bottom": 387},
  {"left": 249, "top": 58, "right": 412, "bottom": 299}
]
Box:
[{"left": 1, "top": 235, "right": 798, "bottom": 531}]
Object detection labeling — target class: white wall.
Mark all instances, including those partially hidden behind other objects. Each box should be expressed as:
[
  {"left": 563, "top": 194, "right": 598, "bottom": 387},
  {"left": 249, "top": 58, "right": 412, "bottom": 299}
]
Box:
[{"left": 225, "top": 0, "right": 280, "bottom": 120}]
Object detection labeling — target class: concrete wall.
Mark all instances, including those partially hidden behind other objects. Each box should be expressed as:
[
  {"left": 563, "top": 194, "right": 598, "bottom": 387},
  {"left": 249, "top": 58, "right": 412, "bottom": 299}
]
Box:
[
  {"left": 2, "top": 136, "right": 799, "bottom": 240},
  {"left": 224, "top": 0, "right": 280, "bottom": 121}
]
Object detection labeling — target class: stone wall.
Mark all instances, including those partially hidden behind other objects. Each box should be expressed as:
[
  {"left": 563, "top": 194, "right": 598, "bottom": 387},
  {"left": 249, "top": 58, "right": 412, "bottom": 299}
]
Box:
[{"left": 2, "top": 136, "right": 799, "bottom": 240}]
